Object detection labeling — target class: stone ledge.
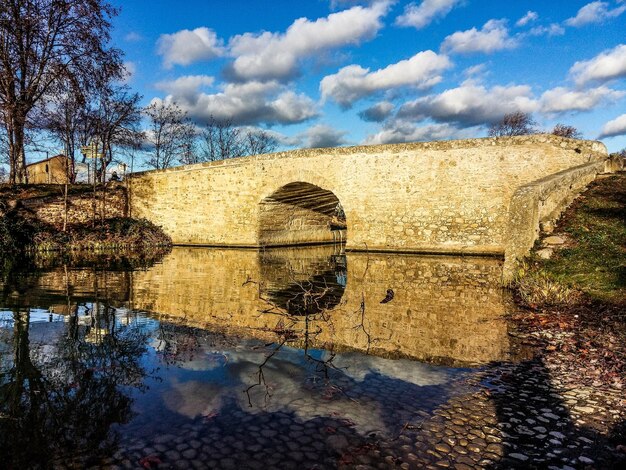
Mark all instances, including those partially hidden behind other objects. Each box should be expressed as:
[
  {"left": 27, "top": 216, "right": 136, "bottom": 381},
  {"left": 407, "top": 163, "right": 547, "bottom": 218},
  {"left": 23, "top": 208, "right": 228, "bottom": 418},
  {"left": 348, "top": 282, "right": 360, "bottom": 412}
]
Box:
[
  {"left": 128, "top": 134, "right": 607, "bottom": 177},
  {"left": 502, "top": 160, "right": 607, "bottom": 282},
  {"left": 169, "top": 242, "right": 504, "bottom": 257}
]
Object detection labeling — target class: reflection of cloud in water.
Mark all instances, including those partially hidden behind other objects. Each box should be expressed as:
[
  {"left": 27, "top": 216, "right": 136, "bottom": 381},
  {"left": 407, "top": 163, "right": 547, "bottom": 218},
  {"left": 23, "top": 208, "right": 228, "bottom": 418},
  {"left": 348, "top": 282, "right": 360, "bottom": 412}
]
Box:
[
  {"left": 230, "top": 355, "right": 387, "bottom": 434},
  {"left": 160, "top": 343, "right": 460, "bottom": 435},
  {"left": 330, "top": 352, "right": 456, "bottom": 386},
  {"left": 170, "top": 352, "right": 229, "bottom": 371},
  {"left": 162, "top": 379, "right": 223, "bottom": 419}
]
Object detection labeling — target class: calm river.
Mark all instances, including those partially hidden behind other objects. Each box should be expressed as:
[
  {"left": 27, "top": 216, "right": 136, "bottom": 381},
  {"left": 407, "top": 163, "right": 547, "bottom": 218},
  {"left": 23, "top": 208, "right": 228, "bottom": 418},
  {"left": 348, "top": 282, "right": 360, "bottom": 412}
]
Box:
[{"left": 0, "top": 246, "right": 516, "bottom": 468}]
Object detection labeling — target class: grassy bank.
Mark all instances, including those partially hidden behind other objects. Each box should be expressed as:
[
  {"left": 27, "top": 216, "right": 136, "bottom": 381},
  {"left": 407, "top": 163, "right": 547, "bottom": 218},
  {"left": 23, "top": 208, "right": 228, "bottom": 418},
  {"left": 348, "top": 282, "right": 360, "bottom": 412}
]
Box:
[
  {"left": 511, "top": 173, "right": 625, "bottom": 390},
  {"left": 514, "top": 174, "right": 625, "bottom": 306}
]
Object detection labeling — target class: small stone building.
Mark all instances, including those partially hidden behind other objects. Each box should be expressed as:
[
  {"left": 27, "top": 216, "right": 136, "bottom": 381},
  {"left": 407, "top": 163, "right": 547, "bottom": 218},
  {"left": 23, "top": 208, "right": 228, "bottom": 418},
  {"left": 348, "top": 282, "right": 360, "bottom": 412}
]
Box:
[{"left": 26, "top": 154, "right": 70, "bottom": 184}]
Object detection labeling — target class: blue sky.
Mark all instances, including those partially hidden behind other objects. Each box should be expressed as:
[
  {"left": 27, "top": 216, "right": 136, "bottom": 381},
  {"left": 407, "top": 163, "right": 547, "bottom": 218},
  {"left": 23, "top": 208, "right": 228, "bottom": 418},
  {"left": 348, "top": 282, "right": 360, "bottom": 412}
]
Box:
[{"left": 110, "top": 0, "right": 626, "bottom": 153}]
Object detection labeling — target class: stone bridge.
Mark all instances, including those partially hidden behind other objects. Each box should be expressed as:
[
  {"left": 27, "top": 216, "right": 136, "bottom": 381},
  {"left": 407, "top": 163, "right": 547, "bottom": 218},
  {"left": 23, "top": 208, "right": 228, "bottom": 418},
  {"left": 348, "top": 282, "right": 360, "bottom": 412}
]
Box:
[{"left": 128, "top": 135, "right": 612, "bottom": 280}]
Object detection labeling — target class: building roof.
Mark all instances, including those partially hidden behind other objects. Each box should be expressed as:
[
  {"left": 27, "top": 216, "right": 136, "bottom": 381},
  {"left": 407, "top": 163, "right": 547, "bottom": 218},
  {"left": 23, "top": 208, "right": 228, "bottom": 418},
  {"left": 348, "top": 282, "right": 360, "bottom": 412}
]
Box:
[{"left": 26, "top": 154, "right": 68, "bottom": 167}]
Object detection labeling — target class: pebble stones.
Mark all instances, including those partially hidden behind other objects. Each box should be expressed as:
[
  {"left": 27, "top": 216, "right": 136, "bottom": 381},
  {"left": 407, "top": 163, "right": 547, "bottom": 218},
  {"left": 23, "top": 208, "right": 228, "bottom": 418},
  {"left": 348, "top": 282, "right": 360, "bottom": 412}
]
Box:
[{"left": 58, "top": 355, "right": 623, "bottom": 470}]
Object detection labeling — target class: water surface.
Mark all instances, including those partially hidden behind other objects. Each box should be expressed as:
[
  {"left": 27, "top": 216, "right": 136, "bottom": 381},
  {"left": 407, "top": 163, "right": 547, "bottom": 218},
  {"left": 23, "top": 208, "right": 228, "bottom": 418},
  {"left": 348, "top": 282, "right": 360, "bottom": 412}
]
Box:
[{"left": 0, "top": 246, "right": 514, "bottom": 468}]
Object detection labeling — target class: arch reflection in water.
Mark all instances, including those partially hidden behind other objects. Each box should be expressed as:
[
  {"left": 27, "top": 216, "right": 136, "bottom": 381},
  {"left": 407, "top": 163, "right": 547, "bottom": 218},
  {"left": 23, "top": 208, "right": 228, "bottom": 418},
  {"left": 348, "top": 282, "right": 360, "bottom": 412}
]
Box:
[
  {"left": 260, "top": 247, "right": 347, "bottom": 316},
  {"left": 131, "top": 246, "right": 511, "bottom": 365}
]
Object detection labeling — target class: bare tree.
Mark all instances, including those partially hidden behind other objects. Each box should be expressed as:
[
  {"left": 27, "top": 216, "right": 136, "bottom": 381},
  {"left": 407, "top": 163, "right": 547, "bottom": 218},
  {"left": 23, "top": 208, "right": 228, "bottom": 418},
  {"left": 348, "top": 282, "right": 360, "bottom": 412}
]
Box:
[
  {"left": 177, "top": 123, "right": 199, "bottom": 166},
  {"left": 199, "top": 118, "right": 278, "bottom": 162},
  {"left": 39, "top": 68, "right": 110, "bottom": 182},
  {"left": 38, "top": 78, "right": 91, "bottom": 183},
  {"left": 551, "top": 123, "right": 582, "bottom": 139},
  {"left": 92, "top": 85, "right": 143, "bottom": 183},
  {"left": 0, "top": 0, "right": 122, "bottom": 184},
  {"left": 488, "top": 112, "right": 538, "bottom": 137},
  {"left": 115, "top": 127, "right": 145, "bottom": 175},
  {"left": 0, "top": 123, "right": 8, "bottom": 170},
  {"left": 144, "top": 102, "right": 195, "bottom": 170},
  {"left": 200, "top": 118, "right": 243, "bottom": 162},
  {"left": 242, "top": 129, "right": 279, "bottom": 156}
]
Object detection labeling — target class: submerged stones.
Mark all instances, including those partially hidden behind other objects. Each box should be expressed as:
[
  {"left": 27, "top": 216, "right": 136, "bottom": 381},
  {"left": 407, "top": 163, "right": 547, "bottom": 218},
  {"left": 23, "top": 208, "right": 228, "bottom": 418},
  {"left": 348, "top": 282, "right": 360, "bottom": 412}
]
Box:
[{"left": 70, "top": 357, "right": 623, "bottom": 470}]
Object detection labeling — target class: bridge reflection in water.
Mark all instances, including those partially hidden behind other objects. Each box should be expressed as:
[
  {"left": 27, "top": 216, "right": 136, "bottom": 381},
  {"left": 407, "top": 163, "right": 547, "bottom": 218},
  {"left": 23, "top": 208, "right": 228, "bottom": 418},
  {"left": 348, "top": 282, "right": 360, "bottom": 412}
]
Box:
[
  {"left": 0, "top": 246, "right": 514, "bottom": 466},
  {"left": 130, "top": 246, "right": 511, "bottom": 366}
]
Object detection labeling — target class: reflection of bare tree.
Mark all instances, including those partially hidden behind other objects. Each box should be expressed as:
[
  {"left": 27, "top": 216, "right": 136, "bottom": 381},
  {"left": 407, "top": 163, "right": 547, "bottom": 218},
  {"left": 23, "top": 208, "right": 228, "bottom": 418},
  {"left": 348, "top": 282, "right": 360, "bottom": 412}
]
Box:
[
  {"left": 241, "top": 247, "right": 402, "bottom": 408},
  {"left": 244, "top": 338, "right": 288, "bottom": 407},
  {"left": 155, "top": 323, "right": 202, "bottom": 365},
  {"left": 353, "top": 293, "right": 373, "bottom": 353},
  {"left": 0, "top": 271, "right": 151, "bottom": 467},
  {"left": 243, "top": 254, "right": 375, "bottom": 407}
]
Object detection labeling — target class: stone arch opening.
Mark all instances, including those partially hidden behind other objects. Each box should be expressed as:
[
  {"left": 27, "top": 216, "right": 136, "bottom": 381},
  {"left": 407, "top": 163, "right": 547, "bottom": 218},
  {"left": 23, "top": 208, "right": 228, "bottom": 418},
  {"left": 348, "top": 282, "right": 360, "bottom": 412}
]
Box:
[{"left": 259, "top": 182, "right": 347, "bottom": 247}]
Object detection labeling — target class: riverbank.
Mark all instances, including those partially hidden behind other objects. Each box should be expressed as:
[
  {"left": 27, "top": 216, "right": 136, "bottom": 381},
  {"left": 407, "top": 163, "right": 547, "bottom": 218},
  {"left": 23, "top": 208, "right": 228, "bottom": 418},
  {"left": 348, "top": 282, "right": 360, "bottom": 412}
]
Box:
[
  {"left": 503, "top": 173, "right": 626, "bottom": 466},
  {"left": 0, "top": 184, "right": 171, "bottom": 254},
  {"left": 511, "top": 173, "right": 625, "bottom": 391}
]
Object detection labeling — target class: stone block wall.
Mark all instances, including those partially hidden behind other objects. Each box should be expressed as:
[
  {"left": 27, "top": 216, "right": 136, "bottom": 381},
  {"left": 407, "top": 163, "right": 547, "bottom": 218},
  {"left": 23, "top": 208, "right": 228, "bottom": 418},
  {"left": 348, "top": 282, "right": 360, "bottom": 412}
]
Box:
[
  {"left": 502, "top": 160, "right": 606, "bottom": 281},
  {"left": 258, "top": 182, "right": 341, "bottom": 246},
  {"left": 20, "top": 185, "right": 127, "bottom": 228},
  {"left": 128, "top": 135, "right": 608, "bottom": 258}
]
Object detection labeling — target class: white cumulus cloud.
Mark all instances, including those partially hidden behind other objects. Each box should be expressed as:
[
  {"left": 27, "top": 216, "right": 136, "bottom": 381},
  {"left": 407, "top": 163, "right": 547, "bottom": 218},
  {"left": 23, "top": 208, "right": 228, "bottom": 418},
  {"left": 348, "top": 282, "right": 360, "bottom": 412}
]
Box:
[
  {"left": 155, "top": 76, "right": 215, "bottom": 100},
  {"left": 364, "top": 121, "right": 472, "bottom": 144},
  {"left": 320, "top": 50, "right": 452, "bottom": 107},
  {"left": 565, "top": 1, "right": 626, "bottom": 27},
  {"left": 441, "top": 19, "right": 518, "bottom": 54},
  {"left": 395, "top": 0, "right": 462, "bottom": 30},
  {"left": 226, "top": 2, "right": 390, "bottom": 82},
  {"left": 157, "top": 27, "right": 224, "bottom": 69},
  {"left": 570, "top": 44, "right": 626, "bottom": 85},
  {"left": 599, "top": 113, "right": 626, "bottom": 138},
  {"left": 540, "top": 86, "right": 625, "bottom": 114},
  {"left": 397, "top": 83, "right": 538, "bottom": 126},
  {"left": 300, "top": 124, "right": 349, "bottom": 148},
  {"left": 515, "top": 11, "right": 538, "bottom": 27},
  {"left": 156, "top": 80, "right": 318, "bottom": 126}
]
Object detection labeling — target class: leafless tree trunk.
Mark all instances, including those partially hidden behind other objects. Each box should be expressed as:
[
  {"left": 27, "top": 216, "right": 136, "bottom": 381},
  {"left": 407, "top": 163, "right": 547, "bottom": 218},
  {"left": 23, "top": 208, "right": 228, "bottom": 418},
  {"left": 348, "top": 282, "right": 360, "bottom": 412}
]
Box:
[{"left": 199, "top": 118, "right": 278, "bottom": 162}]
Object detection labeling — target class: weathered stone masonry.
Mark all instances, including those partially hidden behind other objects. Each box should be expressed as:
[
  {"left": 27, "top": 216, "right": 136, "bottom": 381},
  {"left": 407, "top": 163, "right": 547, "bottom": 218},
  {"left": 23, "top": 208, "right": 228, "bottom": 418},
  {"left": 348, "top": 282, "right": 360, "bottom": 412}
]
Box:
[{"left": 127, "top": 135, "right": 612, "bottom": 281}]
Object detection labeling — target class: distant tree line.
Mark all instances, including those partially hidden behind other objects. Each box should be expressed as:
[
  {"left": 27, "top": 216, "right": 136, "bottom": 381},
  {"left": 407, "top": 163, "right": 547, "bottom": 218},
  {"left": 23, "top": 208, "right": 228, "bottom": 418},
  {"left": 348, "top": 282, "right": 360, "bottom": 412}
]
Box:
[{"left": 142, "top": 102, "right": 278, "bottom": 171}]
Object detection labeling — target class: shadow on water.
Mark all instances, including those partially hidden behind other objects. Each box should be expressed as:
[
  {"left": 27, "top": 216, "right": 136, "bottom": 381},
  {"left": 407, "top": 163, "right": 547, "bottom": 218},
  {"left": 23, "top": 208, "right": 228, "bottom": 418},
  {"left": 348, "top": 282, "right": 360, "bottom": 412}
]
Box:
[{"left": 485, "top": 290, "right": 626, "bottom": 469}]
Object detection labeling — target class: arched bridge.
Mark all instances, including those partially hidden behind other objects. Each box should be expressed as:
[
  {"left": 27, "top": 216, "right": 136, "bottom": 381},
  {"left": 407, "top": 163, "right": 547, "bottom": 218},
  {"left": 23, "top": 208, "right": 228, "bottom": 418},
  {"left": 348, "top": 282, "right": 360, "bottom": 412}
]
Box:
[{"left": 128, "top": 135, "right": 612, "bottom": 280}]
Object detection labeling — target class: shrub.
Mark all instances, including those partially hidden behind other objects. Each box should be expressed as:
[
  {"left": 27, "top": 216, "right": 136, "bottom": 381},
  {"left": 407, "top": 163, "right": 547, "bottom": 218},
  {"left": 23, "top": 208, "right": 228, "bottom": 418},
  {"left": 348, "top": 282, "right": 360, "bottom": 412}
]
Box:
[
  {"left": 551, "top": 124, "right": 582, "bottom": 139},
  {"left": 513, "top": 262, "right": 578, "bottom": 309},
  {"left": 488, "top": 112, "right": 537, "bottom": 137}
]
